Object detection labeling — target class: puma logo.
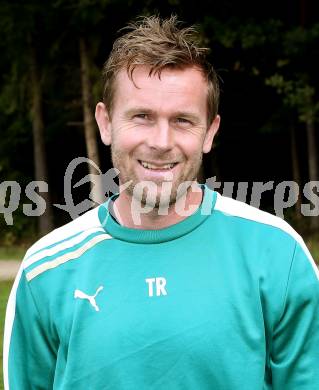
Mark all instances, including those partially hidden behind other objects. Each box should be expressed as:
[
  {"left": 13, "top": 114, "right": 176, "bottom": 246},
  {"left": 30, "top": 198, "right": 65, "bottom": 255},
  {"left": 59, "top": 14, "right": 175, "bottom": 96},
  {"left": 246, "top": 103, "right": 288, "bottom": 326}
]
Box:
[{"left": 74, "top": 286, "right": 104, "bottom": 312}]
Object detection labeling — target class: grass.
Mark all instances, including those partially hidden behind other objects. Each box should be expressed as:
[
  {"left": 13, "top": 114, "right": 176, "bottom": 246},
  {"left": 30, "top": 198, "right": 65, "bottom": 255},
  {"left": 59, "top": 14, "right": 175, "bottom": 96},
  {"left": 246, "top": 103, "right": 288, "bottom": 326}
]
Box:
[
  {"left": 0, "top": 281, "right": 13, "bottom": 390},
  {"left": 0, "top": 247, "right": 26, "bottom": 261}
]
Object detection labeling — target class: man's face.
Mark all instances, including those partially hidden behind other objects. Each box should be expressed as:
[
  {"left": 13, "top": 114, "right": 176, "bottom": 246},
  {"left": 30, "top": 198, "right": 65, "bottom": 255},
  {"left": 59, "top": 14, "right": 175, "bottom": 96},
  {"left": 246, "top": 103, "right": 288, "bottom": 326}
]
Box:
[{"left": 96, "top": 65, "right": 220, "bottom": 208}]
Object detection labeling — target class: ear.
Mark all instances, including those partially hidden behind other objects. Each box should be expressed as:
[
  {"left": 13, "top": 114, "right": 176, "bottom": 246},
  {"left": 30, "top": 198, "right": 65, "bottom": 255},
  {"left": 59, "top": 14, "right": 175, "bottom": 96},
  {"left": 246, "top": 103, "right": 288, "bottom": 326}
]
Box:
[
  {"left": 203, "top": 115, "right": 220, "bottom": 154},
  {"left": 95, "top": 102, "right": 112, "bottom": 145}
]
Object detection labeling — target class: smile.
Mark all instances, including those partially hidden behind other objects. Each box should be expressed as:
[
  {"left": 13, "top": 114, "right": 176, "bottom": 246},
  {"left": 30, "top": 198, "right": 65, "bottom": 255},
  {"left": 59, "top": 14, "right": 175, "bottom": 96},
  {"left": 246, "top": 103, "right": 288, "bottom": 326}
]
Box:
[{"left": 138, "top": 160, "right": 177, "bottom": 170}]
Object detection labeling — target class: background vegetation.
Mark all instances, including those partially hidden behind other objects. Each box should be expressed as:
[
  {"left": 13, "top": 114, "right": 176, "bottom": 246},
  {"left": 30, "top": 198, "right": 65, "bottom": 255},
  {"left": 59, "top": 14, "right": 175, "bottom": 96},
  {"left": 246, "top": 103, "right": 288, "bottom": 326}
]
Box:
[
  {"left": 0, "top": 0, "right": 318, "bottom": 246},
  {"left": 0, "top": 281, "right": 13, "bottom": 390}
]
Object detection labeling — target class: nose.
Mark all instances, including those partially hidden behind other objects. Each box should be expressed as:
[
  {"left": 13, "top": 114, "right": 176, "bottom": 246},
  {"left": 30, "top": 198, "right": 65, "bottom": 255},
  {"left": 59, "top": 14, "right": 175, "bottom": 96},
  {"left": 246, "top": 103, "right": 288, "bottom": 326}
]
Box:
[{"left": 146, "top": 120, "right": 174, "bottom": 152}]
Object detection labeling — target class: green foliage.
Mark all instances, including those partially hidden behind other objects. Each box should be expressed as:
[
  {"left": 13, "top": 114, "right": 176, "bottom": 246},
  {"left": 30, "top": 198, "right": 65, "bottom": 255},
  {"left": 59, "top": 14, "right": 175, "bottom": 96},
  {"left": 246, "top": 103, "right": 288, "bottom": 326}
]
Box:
[
  {"left": 0, "top": 205, "right": 37, "bottom": 248},
  {"left": 53, "top": 0, "right": 111, "bottom": 32},
  {"left": 204, "top": 16, "right": 319, "bottom": 132},
  {"left": 283, "top": 24, "right": 319, "bottom": 56},
  {"left": 261, "top": 23, "right": 319, "bottom": 125},
  {"left": 0, "top": 280, "right": 13, "bottom": 390},
  {"left": 265, "top": 74, "right": 319, "bottom": 124},
  {"left": 0, "top": 246, "right": 26, "bottom": 261},
  {"left": 0, "top": 66, "right": 28, "bottom": 116},
  {"left": 0, "top": 1, "right": 318, "bottom": 241},
  {"left": 203, "top": 17, "right": 282, "bottom": 49},
  {"left": 306, "top": 233, "right": 319, "bottom": 265}
]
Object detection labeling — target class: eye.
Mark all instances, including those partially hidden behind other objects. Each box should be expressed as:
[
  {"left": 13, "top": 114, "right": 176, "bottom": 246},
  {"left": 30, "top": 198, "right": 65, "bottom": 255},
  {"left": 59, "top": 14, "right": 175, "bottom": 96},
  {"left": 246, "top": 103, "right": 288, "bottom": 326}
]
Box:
[
  {"left": 176, "top": 117, "right": 192, "bottom": 126},
  {"left": 133, "top": 113, "right": 149, "bottom": 120}
]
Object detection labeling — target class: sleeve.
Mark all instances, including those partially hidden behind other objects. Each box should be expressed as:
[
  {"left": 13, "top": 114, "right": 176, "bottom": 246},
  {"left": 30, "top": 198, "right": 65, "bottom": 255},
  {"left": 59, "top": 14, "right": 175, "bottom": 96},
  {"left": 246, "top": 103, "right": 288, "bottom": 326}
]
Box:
[
  {"left": 270, "top": 241, "right": 319, "bottom": 389},
  {"left": 3, "top": 268, "right": 57, "bottom": 389}
]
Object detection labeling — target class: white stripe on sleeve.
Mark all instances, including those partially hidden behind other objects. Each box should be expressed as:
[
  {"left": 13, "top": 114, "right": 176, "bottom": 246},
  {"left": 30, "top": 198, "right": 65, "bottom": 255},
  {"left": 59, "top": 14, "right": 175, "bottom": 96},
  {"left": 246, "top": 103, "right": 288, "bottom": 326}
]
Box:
[{"left": 3, "top": 266, "right": 24, "bottom": 390}]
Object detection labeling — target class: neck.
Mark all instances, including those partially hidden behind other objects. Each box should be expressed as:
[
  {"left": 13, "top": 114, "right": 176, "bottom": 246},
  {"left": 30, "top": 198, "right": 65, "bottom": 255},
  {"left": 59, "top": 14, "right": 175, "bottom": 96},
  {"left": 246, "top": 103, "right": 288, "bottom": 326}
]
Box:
[{"left": 113, "top": 182, "right": 203, "bottom": 230}]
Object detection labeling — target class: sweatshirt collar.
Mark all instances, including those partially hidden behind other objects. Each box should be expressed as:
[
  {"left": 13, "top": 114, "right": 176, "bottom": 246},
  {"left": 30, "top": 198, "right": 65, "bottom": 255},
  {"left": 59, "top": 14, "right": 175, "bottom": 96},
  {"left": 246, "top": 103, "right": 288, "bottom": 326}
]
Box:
[{"left": 98, "top": 185, "right": 216, "bottom": 244}]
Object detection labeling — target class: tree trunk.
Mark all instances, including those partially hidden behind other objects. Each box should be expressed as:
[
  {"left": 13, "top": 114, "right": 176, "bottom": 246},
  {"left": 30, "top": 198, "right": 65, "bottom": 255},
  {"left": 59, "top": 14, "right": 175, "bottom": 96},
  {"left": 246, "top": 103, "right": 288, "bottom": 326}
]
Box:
[
  {"left": 29, "top": 39, "right": 54, "bottom": 236},
  {"left": 298, "top": 0, "right": 318, "bottom": 230},
  {"left": 290, "top": 122, "right": 302, "bottom": 219},
  {"left": 79, "top": 36, "right": 103, "bottom": 204},
  {"left": 306, "top": 120, "right": 319, "bottom": 230}
]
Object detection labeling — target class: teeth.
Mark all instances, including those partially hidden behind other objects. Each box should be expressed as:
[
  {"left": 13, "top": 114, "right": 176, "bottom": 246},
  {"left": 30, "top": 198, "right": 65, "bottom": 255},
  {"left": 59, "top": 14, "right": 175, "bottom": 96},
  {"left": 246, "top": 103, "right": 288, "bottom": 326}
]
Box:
[{"left": 140, "top": 161, "right": 175, "bottom": 170}]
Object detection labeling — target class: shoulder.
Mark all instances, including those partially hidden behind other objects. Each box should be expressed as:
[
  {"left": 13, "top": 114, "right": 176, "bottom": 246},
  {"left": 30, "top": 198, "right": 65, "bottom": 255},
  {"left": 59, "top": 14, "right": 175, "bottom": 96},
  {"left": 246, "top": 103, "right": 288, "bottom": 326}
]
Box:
[
  {"left": 214, "top": 192, "right": 298, "bottom": 239},
  {"left": 24, "top": 206, "right": 103, "bottom": 259},
  {"left": 22, "top": 205, "right": 112, "bottom": 282},
  {"left": 212, "top": 192, "right": 319, "bottom": 280}
]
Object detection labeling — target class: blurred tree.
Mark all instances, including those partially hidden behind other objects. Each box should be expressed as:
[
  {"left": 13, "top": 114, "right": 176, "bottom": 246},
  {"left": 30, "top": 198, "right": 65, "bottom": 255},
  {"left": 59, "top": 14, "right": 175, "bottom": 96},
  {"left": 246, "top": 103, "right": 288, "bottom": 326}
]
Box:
[
  {"left": 0, "top": 1, "right": 54, "bottom": 237},
  {"left": 266, "top": 73, "right": 319, "bottom": 228},
  {"left": 1, "top": 0, "right": 318, "bottom": 237},
  {"left": 28, "top": 34, "right": 54, "bottom": 234},
  {"left": 265, "top": 9, "right": 319, "bottom": 229},
  {"left": 203, "top": 14, "right": 319, "bottom": 227},
  {"left": 79, "top": 35, "right": 104, "bottom": 203},
  {"left": 53, "top": 0, "right": 114, "bottom": 204}
]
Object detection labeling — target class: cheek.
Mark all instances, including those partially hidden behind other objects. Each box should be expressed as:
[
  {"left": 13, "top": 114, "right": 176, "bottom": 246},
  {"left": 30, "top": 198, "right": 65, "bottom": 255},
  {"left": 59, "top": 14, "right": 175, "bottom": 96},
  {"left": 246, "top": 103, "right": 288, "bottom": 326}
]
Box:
[
  {"left": 111, "top": 124, "right": 145, "bottom": 153},
  {"left": 112, "top": 133, "right": 138, "bottom": 155},
  {"left": 179, "top": 137, "right": 205, "bottom": 158}
]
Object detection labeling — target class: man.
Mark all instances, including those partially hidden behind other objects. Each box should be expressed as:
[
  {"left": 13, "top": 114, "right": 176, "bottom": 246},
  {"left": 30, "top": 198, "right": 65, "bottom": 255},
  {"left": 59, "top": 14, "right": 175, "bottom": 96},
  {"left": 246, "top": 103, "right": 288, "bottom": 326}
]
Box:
[{"left": 3, "top": 16, "right": 319, "bottom": 389}]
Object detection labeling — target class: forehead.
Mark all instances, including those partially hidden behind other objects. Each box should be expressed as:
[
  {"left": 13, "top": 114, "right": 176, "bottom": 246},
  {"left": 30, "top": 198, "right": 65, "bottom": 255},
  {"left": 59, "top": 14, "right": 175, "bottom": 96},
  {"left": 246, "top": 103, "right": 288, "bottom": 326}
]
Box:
[{"left": 112, "top": 65, "right": 208, "bottom": 114}]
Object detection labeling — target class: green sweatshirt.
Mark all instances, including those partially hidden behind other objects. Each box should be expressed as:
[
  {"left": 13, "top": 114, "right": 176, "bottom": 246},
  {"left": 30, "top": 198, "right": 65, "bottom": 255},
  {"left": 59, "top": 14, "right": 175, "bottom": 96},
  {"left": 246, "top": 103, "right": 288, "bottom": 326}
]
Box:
[{"left": 3, "top": 186, "right": 319, "bottom": 389}]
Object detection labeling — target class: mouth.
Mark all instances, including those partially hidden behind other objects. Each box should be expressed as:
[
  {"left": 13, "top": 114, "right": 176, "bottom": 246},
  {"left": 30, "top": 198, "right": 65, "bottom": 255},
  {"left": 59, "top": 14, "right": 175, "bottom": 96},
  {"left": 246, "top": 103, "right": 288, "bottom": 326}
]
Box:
[{"left": 138, "top": 160, "right": 178, "bottom": 171}]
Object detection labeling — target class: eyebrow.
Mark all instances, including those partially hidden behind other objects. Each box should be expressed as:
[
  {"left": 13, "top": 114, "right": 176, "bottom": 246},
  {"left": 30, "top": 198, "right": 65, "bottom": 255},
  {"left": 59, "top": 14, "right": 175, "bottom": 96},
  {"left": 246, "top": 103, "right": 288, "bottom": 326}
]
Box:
[
  {"left": 124, "top": 107, "right": 155, "bottom": 117},
  {"left": 174, "top": 111, "right": 200, "bottom": 123}
]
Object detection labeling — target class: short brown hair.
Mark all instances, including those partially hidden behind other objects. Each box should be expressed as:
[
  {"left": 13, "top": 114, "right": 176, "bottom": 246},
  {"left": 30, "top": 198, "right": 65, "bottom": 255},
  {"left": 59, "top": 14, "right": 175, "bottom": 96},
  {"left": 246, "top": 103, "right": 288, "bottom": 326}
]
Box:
[{"left": 102, "top": 15, "right": 219, "bottom": 124}]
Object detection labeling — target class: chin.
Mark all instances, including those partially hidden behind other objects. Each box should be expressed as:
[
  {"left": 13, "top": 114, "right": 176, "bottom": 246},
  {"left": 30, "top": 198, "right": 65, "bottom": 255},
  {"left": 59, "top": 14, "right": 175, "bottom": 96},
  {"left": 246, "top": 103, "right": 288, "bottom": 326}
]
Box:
[{"left": 137, "top": 189, "right": 172, "bottom": 209}]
